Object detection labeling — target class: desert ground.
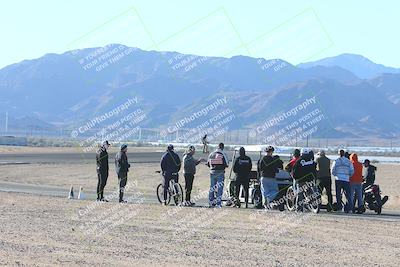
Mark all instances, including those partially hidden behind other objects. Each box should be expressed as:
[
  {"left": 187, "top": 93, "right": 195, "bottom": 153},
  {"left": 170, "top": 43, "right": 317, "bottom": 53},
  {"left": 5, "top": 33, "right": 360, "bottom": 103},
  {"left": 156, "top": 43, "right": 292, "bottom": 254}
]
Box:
[{"left": 1, "top": 146, "right": 400, "bottom": 266}]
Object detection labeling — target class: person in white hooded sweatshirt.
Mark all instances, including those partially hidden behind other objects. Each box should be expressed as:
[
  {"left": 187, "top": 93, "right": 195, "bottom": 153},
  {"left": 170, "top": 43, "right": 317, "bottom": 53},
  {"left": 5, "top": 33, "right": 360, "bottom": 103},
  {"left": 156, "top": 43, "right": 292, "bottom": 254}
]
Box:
[{"left": 331, "top": 149, "right": 354, "bottom": 212}]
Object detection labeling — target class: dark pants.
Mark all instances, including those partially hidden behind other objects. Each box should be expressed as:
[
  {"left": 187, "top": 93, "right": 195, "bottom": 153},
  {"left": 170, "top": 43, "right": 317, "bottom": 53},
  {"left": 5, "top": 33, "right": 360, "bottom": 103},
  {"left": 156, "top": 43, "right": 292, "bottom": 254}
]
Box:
[
  {"left": 184, "top": 173, "right": 195, "bottom": 202},
  {"left": 335, "top": 180, "right": 350, "bottom": 212},
  {"left": 235, "top": 176, "right": 250, "bottom": 206},
  {"left": 118, "top": 172, "right": 128, "bottom": 202},
  {"left": 163, "top": 173, "right": 178, "bottom": 202},
  {"left": 97, "top": 171, "right": 108, "bottom": 200},
  {"left": 317, "top": 177, "right": 333, "bottom": 209}
]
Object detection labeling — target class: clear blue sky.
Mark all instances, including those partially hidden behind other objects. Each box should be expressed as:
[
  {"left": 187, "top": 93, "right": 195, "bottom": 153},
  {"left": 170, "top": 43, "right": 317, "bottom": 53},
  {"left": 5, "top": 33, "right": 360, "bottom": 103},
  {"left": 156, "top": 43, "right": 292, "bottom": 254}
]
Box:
[{"left": 1, "top": 0, "right": 399, "bottom": 69}]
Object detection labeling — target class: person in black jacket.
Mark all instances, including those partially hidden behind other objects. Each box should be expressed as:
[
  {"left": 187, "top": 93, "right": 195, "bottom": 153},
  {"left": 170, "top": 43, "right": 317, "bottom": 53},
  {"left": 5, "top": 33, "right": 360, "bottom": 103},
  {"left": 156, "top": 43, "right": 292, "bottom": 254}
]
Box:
[
  {"left": 233, "top": 147, "right": 252, "bottom": 208},
  {"left": 96, "top": 140, "right": 110, "bottom": 201},
  {"left": 115, "top": 144, "right": 131, "bottom": 203},
  {"left": 292, "top": 148, "right": 318, "bottom": 211},
  {"left": 363, "top": 159, "right": 377, "bottom": 188},
  {"left": 160, "top": 144, "right": 181, "bottom": 205},
  {"left": 258, "top": 146, "right": 280, "bottom": 207}
]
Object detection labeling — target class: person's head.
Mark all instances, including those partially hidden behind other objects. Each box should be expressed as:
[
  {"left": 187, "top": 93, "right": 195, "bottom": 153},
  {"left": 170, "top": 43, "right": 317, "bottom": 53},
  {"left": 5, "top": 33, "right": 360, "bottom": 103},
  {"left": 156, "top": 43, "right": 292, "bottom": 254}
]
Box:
[
  {"left": 301, "top": 148, "right": 312, "bottom": 158},
  {"left": 318, "top": 150, "right": 325, "bottom": 157},
  {"left": 344, "top": 151, "right": 350, "bottom": 159},
  {"left": 120, "top": 144, "right": 128, "bottom": 153},
  {"left": 349, "top": 153, "right": 358, "bottom": 163},
  {"left": 363, "top": 159, "right": 370, "bottom": 167},
  {"left": 265, "top": 145, "right": 274, "bottom": 156},
  {"left": 239, "top": 147, "right": 245, "bottom": 156},
  {"left": 293, "top": 149, "right": 300, "bottom": 158},
  {"left": 102, "top": 140, "right": 110, "bottom": 149},
  {"left": 218, "top": 143, "right": 224, "bottom": 150},
  {"left": 338, "top": 149, "right": 345, "bottom": 157},
  {"left": 187, "top": 145, "right": 195, "bottom": 155},
  {"left": 167, "top": 144, "right": 174, "bottom": 152}
]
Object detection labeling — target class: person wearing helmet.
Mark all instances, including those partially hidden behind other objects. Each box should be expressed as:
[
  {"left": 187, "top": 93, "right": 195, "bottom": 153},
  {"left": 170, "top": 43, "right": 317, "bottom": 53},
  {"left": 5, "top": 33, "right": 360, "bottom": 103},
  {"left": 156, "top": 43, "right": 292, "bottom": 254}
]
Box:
[
  {"left": 207, "top": 143, "right": 229, "bottom": 207},
  {"left": 182, "top": 145, "right": 203, "bottom": 206},
  {"left": 315, "top": 150, "right": 333, "bottom": 211},
  {"left": 160, "top": 144, "right": 182, "bottom": 205},
  {"left": 96, "top": 140, "right": 110, "bottom": 201},
  {"left": 233, "top": 147, "right": 252, "bottom": 208},
  {"left": 285, "top": 149, "right": 301, "bottom": 173},
  {"left": 292, "top": 148, "right": 318, "bottom": 211},
  {"left": 115, "top": 144, "right": 131, "bottom": 203},
  {"left": 258, "top": 146, "right": 280, "bottom": 208},
  {"left": 331, "top": 149, "right": 354, "bottom": 212}
]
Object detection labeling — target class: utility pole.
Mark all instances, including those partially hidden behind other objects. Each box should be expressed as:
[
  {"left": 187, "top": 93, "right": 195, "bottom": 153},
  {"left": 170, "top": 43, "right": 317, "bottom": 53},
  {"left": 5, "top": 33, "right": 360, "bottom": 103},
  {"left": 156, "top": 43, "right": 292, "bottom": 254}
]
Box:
[{"left": 5, "top": 111, "right": 8, "bottom": 133}]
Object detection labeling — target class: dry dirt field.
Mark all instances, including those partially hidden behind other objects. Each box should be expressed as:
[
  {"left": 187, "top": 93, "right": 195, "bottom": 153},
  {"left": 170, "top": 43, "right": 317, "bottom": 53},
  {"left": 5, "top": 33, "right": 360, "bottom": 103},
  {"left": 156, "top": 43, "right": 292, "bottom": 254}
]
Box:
[
  {"left": 1, "top": 192, "right": 399, "bottom": 266},
  {"left": 1, "top": 146, "right": 400, "bottom": 266}
]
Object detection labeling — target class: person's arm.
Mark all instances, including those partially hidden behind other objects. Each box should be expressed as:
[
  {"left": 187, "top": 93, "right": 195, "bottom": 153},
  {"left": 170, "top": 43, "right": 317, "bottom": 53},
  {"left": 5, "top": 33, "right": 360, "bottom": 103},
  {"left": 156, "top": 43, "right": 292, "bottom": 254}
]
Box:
[
  {"left": 349, "top": 161, "right": 354, "bottom": 177},
  {"left": 331, "top": 160, "right": 336, "bottom": 176},
  {"left": 247, "top": 158, "right": 253, "bottom": 174},
  {"left": 160, "top": 154, "right": 167, "bottom": 172},
  {"left": 233, "top": 158, "right": 239, "bottom": 173}
]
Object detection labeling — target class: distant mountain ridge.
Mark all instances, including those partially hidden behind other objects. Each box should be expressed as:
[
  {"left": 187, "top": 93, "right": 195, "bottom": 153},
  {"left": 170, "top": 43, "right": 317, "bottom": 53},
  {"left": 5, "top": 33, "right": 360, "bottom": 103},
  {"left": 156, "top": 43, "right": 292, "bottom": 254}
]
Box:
[
  {"left": 0, "top": 45, "right": 399, "bottom": 139},
  {"left": 298, "top": 53, "right": 400, "bottom": 79}
]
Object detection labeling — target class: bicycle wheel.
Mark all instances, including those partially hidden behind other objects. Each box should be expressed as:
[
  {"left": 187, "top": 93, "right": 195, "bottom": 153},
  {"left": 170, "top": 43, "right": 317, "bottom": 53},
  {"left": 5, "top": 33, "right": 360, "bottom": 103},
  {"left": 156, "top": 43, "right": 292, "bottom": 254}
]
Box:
[
  {"left": 173, "top": 183, "right": 184, "bottom": 206},
  {"left": 306, "top": 187, "right": 320, "bottom": 214},
  {"left": 285, "top": 186, "right": 296, "bottom": 211},
  {"left": 157, "top": 183, "right": 171, "bottom": 205}
]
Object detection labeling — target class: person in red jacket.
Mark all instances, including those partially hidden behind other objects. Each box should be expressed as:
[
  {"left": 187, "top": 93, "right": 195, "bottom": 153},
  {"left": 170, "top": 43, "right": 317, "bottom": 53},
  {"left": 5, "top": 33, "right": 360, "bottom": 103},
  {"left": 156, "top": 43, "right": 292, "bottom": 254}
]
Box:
[
  {"left": 350, "top": 153, "right": 364, "bottom": 213},
  {"left": 285, "top": 149, "right": 300, "bottom": 174}
]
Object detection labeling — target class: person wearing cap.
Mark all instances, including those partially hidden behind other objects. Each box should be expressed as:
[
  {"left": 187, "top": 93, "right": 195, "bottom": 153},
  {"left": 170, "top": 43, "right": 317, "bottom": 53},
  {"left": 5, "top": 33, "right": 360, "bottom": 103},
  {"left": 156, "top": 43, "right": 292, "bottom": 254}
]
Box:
[
  {"left": 160, "top": 144, "right": 181, "bottom": 205},
  {"left": 96, "top": 140, "right": 110, "bottom": 201},
  {"left": 258, "top": 146, "right": 280, "bottom": 208},
  {"left": 292, "top": 148, "right": 318, "bottom": 211},
  {"left": 207, "top": 143, "right": 229, "bottom": 207},
  {"left": 233, "top": 147, "right": 252, "bottom": 208},
  {"left": 182, "top": 145, "right": 202, "bottom": 206},
  {"left": 331, "top": 149, "right": 354, "bottom": 212},
  {"left": 115, "top": 144, "right": 131, "bottom": 203},
  {"left": 315, "top": 150, "right": 333, "bottom": 211}
]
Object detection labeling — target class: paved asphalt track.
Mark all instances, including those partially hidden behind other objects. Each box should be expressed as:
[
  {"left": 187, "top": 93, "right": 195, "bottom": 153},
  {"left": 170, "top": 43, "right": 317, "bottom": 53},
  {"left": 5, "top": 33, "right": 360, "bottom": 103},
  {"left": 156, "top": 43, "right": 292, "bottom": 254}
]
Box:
[
  {"left": 0, "top": 152, "right": 164, "bottom": 164},
  {"left": 1, "top": 181, "right": 399, "bottom": 222}
]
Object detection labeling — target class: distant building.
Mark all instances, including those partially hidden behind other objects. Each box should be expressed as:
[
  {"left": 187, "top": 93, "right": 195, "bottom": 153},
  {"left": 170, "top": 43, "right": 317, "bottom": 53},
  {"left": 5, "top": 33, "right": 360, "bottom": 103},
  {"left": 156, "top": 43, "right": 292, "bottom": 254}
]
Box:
[{"left": 0, "top": 136, "right": 28, "bottom": 146}]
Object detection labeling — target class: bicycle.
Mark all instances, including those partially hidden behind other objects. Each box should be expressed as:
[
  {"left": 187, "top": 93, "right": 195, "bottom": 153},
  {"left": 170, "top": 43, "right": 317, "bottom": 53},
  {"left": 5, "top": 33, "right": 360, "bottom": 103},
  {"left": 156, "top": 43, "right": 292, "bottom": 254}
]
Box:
[
  {"left": 286, "top": 179, "right": 320, "bottom": 213},
  {"left": 156, "top": 171, "right": 184, "bottom": 205}
]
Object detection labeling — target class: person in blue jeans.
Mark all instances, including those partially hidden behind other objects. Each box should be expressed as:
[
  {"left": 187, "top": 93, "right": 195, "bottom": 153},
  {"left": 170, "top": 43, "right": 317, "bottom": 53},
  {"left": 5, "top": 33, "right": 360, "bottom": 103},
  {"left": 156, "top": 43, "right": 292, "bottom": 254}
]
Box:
[
  {"left": 331, "top": 149, "right": 354, "bottom": 212},
  {"left": 207, "top": 143, "right": 229, "bottom": 207},
  {"left": 257, "top": 146, "right": 280, "bottom": 208}
]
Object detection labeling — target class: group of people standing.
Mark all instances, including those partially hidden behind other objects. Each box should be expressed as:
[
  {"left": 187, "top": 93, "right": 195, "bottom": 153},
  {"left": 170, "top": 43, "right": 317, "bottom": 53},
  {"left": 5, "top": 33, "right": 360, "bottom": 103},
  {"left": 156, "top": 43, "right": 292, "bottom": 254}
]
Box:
[
  {"left": 96, "top": 140, "right": 378, "bottom": 212},
  {"left": 96, "top": 140, "right": 131, "bottom": 203}
]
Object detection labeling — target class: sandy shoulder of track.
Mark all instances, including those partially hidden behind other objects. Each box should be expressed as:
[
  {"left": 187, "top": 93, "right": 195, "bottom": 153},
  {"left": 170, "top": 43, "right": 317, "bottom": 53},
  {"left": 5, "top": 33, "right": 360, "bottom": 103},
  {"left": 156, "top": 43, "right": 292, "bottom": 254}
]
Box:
[
  {"left": 0, "top": 192, "right": 399, "bottom": 266},
  {"left": 1, "top": 160, "right": 399, "bottom": 210}
]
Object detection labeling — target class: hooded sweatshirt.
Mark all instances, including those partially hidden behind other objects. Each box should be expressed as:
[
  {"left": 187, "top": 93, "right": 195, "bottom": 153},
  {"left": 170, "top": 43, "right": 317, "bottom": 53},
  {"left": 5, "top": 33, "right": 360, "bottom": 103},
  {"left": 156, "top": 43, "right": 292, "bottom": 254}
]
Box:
[
  {"left": 349, "top": 153, "right": 363, "bottom": 184},
  {"left": 233, "top": 148, "right": 252, "bottom": 178}
]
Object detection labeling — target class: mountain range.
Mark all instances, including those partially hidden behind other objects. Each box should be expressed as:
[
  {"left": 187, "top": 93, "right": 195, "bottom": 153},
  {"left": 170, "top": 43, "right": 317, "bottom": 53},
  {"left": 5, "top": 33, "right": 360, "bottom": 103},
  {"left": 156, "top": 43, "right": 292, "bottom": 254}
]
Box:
[{"left": 0, "top": 44, "right": 399, "bottom": 139}]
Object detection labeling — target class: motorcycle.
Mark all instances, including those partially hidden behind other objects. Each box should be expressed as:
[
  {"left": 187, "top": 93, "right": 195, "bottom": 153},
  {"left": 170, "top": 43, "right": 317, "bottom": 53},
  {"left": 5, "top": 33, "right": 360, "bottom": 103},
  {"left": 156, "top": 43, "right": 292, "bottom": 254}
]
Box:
[{"left": 362, "top": 183, "right": 389, "bottom": 214}]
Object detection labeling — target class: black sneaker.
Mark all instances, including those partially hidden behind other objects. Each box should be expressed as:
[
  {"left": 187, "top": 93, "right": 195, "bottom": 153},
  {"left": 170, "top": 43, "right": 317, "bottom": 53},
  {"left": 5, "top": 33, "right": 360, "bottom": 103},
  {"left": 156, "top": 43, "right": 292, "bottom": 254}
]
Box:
[
  {"left": 119, "top": 200, "right": 127, "bottom": 203},
  {"left": 100, "top": 198, "right": 109, "bottom": 202}
]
